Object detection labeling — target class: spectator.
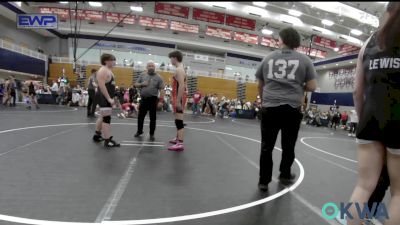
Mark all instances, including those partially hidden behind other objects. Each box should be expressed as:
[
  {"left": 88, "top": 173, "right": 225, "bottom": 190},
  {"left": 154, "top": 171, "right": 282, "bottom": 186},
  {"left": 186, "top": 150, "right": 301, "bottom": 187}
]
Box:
[
  {"left": 129, "top": 85, "right": 138, "bottom": 103},
  {"left": 86, "top": 69, "right": 97, "bottom": 117},
  {"left": 341, "top": 111, "right": 349, "bottom": 129},
  {"left": 51, "top": 80, "right": 59, "bottom": 104},
  {"left": 192, "top": 89, "right": 202, "bottom": 115},
  {"left": 0, "top": 80, "right": 4, "bottom": 105},
  {"left": 348, "top": 109, "right": 358, "bottom": 137}
]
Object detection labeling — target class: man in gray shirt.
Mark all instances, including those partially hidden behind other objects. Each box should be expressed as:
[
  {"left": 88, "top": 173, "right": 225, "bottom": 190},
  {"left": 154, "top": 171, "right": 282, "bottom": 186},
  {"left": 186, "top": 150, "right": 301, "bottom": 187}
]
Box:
[
  {"left": 87, "top": 69, "right": 98, "bottom": 117},
  {"left": 134, "top": 61, "right": 165, "bottom": 141},
  {"left": 255, "top": 27, "right": 317, "bottom": 191}
]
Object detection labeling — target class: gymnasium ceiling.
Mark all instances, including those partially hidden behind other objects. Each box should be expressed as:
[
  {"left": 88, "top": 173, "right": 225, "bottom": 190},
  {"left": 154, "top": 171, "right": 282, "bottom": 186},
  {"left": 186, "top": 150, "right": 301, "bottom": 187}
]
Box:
[{"left": 1, "top": 1, "right": 389, "bottom": 64}]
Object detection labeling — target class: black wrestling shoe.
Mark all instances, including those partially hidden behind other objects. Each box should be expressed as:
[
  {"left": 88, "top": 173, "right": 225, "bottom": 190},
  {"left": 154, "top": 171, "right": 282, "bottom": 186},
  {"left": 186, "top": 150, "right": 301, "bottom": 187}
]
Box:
[
  {"left": 149, "top": 135, "right": 155, "bottom": 142},
  {"left": 278, "top": 173, "right": 297, "bottom": 184},
  {"left": 93, "top": 131, "right": 104, "bottom": 142},
  {"left": 258, "top": 183, "right": 269, "bottom": 192},
  {"left": 104, "top": 136, "right": 120, "bottom": 148},
  {"left": 134, "top": 132, "right": 143, "bottom": 138}
]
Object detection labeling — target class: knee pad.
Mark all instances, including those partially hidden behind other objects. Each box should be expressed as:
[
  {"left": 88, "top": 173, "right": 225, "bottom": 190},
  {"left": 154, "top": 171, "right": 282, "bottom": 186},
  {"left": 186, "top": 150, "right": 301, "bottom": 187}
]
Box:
[
  {"left": 103, "top": 115, "right": 111, "bottom": 124},
  {"left": 175, "top": 119, "right": 184, "bottom": 130}
]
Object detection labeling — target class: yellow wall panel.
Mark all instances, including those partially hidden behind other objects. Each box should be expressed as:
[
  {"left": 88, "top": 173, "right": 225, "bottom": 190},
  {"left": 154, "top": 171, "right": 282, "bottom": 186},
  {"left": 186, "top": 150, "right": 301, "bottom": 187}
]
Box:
[
  {"left": 158, "top": 71, "right": 174, "bottom": 85},
  {"left": 197, "top": 76, "right": 237, "bottom": 99},
  {"left": 245, "top": 82, "right": 259, "bottom": 102},
  {"left": 112, "top": 67, "right": 133, "bottom": 88},
  {"left": 85, "top": 65, "right": 133, "bottom": 88},
  {"left": 48, "top": 63, "right": 75, "bottom": 84}
]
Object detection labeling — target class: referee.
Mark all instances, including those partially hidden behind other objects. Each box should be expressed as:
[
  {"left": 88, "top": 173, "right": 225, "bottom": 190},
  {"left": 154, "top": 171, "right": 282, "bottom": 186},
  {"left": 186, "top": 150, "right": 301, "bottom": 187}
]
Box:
[{"left": 134, "top": 61, "right": 165, "bottom": 141}]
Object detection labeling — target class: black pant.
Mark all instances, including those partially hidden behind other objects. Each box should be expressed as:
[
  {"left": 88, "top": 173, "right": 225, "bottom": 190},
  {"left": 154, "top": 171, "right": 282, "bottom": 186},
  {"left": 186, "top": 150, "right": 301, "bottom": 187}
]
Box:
[
  {"left": 10, "top": 91, "right": 16, "bottom": 106},
  {"left": 87, "top": 89, "right": 96, "bottom": 116},
  {"left": 51, "top": 91, "right": 58, "bottom": 104},
  {"left": 137, "top": 96, "right": 158, "bottom": 135},
  {"left": 349, "top": 122, "right": 357, "bottom": 134},
  {"left": 259, "top": 105, "right": 303, "bottom": 185}
]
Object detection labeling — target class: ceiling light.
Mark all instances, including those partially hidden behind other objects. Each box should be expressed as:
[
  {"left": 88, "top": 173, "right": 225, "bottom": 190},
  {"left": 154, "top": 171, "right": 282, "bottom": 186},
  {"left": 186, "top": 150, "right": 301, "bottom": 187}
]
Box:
[
  {"left": 321, "top": 19, "right": 334, "bottom": 26},
  {"left": 350, "top": 61, "right": 353, "bottom": 63},
  {"left": 148, "top": 54, "right": 152, "bottom": 56},
  {"left": 252, "top": 2, "right": 267, "bottom": 8},
  {"left": 59, "top": 1, "right": 68, "bottom": 4},
  {"left": 225, "top": 67, "right": 233, "bottom": 70},
  {"left": 336, "top": 64, "right": 339, "bottom": 66},
  {"left": 280, "top": 14, "right": 304, "bottom": 26},
  {"left": 130, "top": 5, "right": 143, "bottom": 12},
  {"left": 243, "top": 5, "right": 270, "bottom": 18},
  {"left": 200, "top": 2, "right": 233, "bottom": 10},
  {"left": 334, "top": 47, "right": 339, "bottom": 52},
  {"left": 288, "top": 9, "right": 302, "bottom": 17},
  {"left": 14, "top": 2, "right": 21, "bottom": 7},
  {"left": 137, "top": 61, "right": 142, "bottom": 65},
  {"left": 261, "top": 28, "right": 273, "bottom": 35},
  {"left": 88, "top": 2, "right": 102, "bottom": 7},
  {"left": 301, "top": 2, "right": 379, "bottom": 28},
  {"left": 312, "top": 26, "right": 333, "bottom": 35},
  {"left": 341, "top": 35, "right": 363, "bottom": 46},
  {"left": 350, "top": 29, "right": 363, "bottom": 36}
]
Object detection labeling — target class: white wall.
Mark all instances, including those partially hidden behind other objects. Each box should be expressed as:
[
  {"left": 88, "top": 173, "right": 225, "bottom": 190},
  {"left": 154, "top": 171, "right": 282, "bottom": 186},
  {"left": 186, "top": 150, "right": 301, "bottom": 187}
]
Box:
[
  {"left": 0, "top": 15, "right": 45, "bottom": 51},
  {"left": 45, "top": 37, "right": 69, "bottom": 57},
  {"left": 316, "top": 67, "right": 356, "bottom": 93},
  {"left": 0, "top": 14, "right": 67, "bottom": 57},
  {"left": 308, "top": 66, "right": 357, "bottom": 112}
]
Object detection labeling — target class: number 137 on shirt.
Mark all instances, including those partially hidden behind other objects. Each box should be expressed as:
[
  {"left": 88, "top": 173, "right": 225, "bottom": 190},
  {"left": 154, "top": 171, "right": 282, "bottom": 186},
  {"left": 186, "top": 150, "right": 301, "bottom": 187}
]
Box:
[{"left": 267, "top": 59, "right": 299, "bottom": 80}]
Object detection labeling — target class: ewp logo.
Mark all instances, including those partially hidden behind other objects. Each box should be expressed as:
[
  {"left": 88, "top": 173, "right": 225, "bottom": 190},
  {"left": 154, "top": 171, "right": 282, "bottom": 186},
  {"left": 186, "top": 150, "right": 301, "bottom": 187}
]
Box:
[
  {"left": 322, "top": 202, "right": 389, "bottom": 221},
  {"left": 17, "top": 14, "right": 58, "bottom": 29}
]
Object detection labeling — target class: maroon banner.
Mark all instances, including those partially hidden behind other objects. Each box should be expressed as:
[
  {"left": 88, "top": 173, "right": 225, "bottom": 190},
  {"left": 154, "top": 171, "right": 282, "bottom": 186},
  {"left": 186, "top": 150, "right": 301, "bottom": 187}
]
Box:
[
  {"left": 39, "top": 7, "right": 69, "bottom": 20},
  {"left": 313, "top": 36, "right": 337, "bottom": 49},
  {"left": 170, "top": 21, "right": 199, "bottom": 33},
  {"left": 192, "top": 8, "right": 225, "bottom": 24},
  {"left": 260, "top": 37, "right": 280, "bottom": 48},
  {"left": 339, "top": 44, "right": 360, "bottom": 55},
  {"left": 296, "top": 46, "right": 327, "bottom": 59},
  {"left": 75, "top": 10, "right": 103, "bottom": 21},
  {"left": 139, "top": 16, "right": 168, "bottom": 29},
  {"left": 226, "top": 15, "right": 256, "bottom": 30},
  {"left": 105, "top": 12, "right": 120, "bottom": 23},
  {"left": 205, "top": 26, "right": 231, "bottom": 40},
  {"left": 233, "top": 32, "right": 258, "bottom": 44},
  {"left": 120, "top": 14, "right": 135, "bottom": 25},
  {"left": 154, "top": 2, "right": 189, "bottom": 19}
]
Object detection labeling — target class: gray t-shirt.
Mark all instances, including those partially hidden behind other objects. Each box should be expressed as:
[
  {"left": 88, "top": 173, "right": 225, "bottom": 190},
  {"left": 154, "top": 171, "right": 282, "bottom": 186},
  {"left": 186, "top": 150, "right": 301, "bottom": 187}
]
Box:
[
  {"left": 137, "top": 73, "right": 164, "bottom": 98},
  {"left": 255, "top": 49, "right": 317, "bottom": 108},
  {"left": 87, "top": 74, "right": 97, "bottom": 90}
]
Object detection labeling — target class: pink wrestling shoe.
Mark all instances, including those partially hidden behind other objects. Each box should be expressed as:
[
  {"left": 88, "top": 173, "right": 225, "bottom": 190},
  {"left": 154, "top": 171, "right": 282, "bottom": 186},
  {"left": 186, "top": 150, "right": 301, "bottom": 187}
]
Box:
[
  {"left": 168, "top": 142, "right": 184, "bottom": 151},
  {"left": 169, "top": 137, "right": 178, "bottom": 144}
]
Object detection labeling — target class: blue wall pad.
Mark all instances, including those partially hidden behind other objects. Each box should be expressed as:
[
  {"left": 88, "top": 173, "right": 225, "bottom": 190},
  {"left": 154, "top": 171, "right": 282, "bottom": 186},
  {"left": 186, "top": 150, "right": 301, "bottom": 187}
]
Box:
[
  {"left": 0, "top": 48, "right": 46, "bottom": 76},
  {"left": 310, "top": 92, "right": 354, "bottom": 106}
]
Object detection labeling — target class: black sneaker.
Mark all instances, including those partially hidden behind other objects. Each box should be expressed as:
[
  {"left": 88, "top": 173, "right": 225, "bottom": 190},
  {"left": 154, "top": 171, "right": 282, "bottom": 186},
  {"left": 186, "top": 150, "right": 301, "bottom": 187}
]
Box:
[
  {"left": 279, "top": 173, "right": 296, "bottom": 184},
  {"left": 104, "top": 136, "right": 120, "bottom": 148},
  {"left": 134, "top": 132, "right": 143, "bottom": 138},
  {"left": 258, "top": 183, "right": 269, "bottom": 192},
  {"left": 149, "top": 135, "right": 155, "bottom": 142},
  {"left": 93, "top": 133, "right": 104, "bottom": 142}
]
